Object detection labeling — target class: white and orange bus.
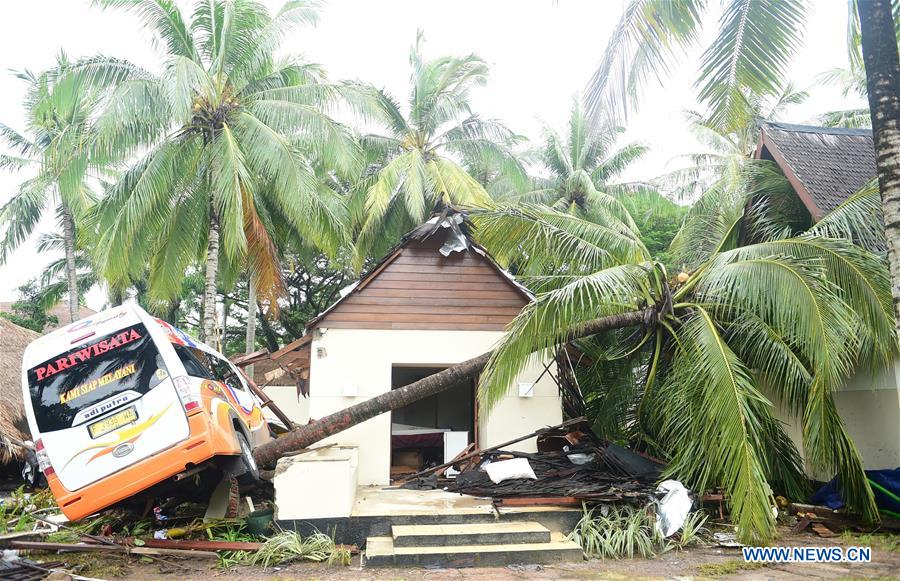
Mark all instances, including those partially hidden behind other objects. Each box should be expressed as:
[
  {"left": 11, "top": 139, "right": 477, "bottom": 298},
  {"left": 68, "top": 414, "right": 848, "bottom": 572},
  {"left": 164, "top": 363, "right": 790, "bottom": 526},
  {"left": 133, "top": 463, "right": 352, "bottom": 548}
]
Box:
[{"left": 21, "top": 304, "right": 271, "bottom": 521}]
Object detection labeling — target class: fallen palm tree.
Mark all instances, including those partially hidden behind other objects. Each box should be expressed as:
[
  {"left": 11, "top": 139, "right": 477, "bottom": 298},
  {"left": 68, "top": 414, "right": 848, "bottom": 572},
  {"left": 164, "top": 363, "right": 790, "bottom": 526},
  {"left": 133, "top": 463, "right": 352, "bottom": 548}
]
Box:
[
  {"left": 257, "top": 199, "right": 894, "bottom": 546},
  {"left": 251, "top": 309, "right": 648, "bottom": 466}
]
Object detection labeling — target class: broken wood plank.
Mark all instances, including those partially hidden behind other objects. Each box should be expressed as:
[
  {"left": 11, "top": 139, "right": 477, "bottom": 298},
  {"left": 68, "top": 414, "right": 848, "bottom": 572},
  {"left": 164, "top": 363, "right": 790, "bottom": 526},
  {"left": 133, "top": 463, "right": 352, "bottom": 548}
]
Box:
[
  {"left": 404, "top": 417, "right": 585, "bottom": 480},
  {"left": 137, "top": 538, "right": 263, "bottom": 551},
  {"left": 231, "top": 349, "right": 270, "bottom": 366},
  {"left": 244, "top": 375, "right": 295, "bottom": 428},
  {"left": 811, "top": 523, "right": 838, "bottom": 538},
  {"left": 9, "top": 540, "right": 218, "bottom": 559},
  {"left": 792, "top": 516, "right": 812, "bottom": 534},
  {"left": 436, "top": 443, "right": 476, "bottom": 478},
  {"left": 494, "top": 496, "right": 581, "bottom": 507}
]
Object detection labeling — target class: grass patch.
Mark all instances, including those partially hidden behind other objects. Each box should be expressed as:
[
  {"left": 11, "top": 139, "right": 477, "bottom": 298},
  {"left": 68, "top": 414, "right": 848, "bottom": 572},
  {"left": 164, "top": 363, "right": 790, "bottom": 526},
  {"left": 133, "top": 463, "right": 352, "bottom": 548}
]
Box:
[
  {"left": 248, "top": 529, "right": 349, "bottom": 567},
  {"left": 43, "top": 552, "right": 130, "bottom": 578},
  {"left": 840, "top": 531, "right": 900, "bottom": 553},
  {"left": 697, "top": 560, "right": 765, "bottom": 576},
  {"left": 567, "top": 504, "right": 707, "bottom": 559}
]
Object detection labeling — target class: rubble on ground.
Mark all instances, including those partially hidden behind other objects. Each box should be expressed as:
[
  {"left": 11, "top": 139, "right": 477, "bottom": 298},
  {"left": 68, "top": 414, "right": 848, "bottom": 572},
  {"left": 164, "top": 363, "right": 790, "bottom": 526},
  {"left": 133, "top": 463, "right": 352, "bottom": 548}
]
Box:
[{"left": 396, "top": 419, "right": 663, "bottom": 507}]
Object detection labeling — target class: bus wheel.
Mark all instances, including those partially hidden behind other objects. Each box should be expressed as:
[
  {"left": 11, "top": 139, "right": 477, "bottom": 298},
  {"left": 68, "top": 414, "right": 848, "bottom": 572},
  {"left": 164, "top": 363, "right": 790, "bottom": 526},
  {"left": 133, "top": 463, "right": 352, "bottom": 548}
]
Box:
[{"left": 237, "top": 432, "right": 261, "bottom": 486}]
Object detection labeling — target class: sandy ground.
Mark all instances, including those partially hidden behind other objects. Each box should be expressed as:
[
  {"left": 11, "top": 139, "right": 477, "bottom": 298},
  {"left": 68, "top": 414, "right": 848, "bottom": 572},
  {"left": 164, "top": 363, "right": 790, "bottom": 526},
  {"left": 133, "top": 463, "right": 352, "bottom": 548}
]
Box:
[{"left": 45, "top": 528, "right": 899, "bottom": 580}]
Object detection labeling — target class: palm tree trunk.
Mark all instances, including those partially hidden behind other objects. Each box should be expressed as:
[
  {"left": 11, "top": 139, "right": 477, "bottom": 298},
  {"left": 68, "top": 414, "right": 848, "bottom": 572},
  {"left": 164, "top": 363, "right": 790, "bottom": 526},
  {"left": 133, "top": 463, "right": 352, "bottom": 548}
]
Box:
[
  {"left": 858, "top": 0, "right": 900, "bottom": 333},
  {"left": 61, "top": 206, "right": 78, "bottom": 324},
  {"left": 202, "top": 204, "right": 220, "bottom": 343},
  {"left": 257, "top": 303, "right": 281, "bottom": 352},
  {"left": 252, "top": 308, "right": 648, "bottom": 467},
  {"left": 245, "top": 281, "right": 257, "bottom": 378}
]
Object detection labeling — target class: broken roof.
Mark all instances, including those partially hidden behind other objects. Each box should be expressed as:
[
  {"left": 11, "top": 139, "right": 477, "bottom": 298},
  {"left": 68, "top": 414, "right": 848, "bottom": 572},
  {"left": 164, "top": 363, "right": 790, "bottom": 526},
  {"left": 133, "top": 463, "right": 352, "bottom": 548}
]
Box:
[
  {"left": 754, "top": 121, "right": 876, "bottom": 220},
  {"left": 233, "top": 209, "right": 533, "bottom": 392},
  {"left": 305, "top": 208, "right": 534, "bottom": 330}
]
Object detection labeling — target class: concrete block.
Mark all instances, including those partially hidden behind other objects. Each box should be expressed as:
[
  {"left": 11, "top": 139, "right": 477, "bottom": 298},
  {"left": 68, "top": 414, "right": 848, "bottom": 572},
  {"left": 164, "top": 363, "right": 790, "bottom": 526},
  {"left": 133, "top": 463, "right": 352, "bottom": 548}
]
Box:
[
  {"left": 392, "top": 521, "right": 550, "bottom": 547},
  {"left": 273, "top": 445, "right": 358, "bottom": 520},
  {"left": 365, "top": 532, "right": 584, "bottom": 567}
]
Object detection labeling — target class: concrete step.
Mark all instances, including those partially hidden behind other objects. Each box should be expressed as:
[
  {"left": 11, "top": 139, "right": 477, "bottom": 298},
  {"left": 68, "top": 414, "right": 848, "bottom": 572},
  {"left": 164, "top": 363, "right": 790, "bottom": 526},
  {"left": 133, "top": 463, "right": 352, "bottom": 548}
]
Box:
[
  {"left": 365, "top": 532, "right": 584, "bottom": 568},
  {"left": 392, "top": 521, "right": 551, "bottom": 547}
]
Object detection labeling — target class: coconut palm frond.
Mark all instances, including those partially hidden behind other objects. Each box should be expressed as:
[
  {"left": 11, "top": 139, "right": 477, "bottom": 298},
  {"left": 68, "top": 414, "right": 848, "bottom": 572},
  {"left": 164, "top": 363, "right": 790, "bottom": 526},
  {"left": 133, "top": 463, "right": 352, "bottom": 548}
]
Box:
[
  {"left": 696, "top": 0, "right": 808, "bottom": 127},
  {"left": 585, "top": 0, "right": 704, "bottom": 123},
  {"left": 654, "top": 307, "right": 777, "bottom": 544},
  {"left": 470, "top": 205, "right": 649, "bottom": 275},
  {"left": 478, "top": 262, "right": 654, "bottom": 412},
  {"left": 809, "top": 180, "right": 882, "bottom": 251}
]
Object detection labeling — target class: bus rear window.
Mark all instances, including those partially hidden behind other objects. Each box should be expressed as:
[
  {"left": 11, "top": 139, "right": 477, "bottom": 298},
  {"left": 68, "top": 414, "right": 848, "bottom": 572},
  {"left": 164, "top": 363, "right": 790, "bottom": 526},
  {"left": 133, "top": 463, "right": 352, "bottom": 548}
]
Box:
[{"left": 27, "top": 323, "right": 170, "bottom": 432}]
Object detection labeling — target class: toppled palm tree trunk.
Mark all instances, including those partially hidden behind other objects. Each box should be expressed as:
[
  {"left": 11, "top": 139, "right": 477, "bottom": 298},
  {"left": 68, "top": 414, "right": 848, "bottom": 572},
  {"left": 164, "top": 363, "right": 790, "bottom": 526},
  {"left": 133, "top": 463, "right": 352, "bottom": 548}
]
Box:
[{"left": 252, "top": 309, "right": 648, "bottom": 467}]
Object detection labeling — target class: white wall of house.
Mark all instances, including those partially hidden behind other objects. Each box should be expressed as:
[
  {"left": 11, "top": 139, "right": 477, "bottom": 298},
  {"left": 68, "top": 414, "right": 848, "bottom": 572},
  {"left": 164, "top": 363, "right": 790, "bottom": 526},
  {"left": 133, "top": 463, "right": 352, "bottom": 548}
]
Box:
[
  {"left": 306, "top": 328, "right": 563, "bottom": 485},
  {"left": 772, "top": 361, "right": 900, "bottom": 477},
  {"left": 262, "top": 385, "right": 310, "bottom": 425},
  {"left": 835, "top": 363, "right": 900, "bottom": 470}
]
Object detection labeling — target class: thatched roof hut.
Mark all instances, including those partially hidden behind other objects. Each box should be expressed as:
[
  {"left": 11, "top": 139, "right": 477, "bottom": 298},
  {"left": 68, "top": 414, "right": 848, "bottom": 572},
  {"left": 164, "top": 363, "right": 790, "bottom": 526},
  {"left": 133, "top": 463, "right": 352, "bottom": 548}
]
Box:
[
  {"left": 0, "top": 301, "right": 96, "bottom": 332},
  {"left": 0, "top": 317, "right": 37, "bottom": 463}
]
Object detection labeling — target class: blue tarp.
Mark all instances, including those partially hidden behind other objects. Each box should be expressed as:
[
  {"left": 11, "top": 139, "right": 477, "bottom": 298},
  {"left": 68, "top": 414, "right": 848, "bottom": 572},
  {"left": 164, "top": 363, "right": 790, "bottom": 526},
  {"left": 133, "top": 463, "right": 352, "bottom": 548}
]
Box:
[{"left": 809, "top": 468, "right": 900, "bottom": 517}]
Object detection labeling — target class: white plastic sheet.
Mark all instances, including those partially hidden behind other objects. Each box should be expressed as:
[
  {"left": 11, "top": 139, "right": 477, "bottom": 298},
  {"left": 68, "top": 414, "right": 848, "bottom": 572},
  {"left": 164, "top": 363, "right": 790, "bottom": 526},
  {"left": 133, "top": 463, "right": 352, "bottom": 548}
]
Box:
[
  {"left": 483, "top": 457, "right": 538, "bottom": 484},
  {"left": 654, "top": 479, "right": 692, "bottom": 537}
]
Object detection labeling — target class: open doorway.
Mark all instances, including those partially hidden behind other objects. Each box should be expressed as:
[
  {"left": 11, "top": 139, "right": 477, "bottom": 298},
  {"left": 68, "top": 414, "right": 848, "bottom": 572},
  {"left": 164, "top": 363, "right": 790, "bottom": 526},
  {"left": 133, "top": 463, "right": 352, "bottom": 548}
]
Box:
[{"left": 390, "top": 366, "right": 475, "bottom": 479}]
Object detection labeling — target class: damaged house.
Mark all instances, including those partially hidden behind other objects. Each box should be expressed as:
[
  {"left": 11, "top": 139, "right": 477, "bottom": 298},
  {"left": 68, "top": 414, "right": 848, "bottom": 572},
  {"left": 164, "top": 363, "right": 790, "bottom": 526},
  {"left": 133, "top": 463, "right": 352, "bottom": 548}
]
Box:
[
  {"left": 277, "top": 213, "right": 563, "bottom": 488},
  {"left": 755, "top": 121, "right": 900, "bottom": 471}
]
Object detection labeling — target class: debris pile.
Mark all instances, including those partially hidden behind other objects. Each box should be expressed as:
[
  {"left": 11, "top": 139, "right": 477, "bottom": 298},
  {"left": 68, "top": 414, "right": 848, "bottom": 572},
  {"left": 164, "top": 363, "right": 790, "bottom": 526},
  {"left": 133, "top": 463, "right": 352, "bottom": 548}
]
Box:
[{"left": 398, "top": 418, "right": 664, "bottom": 507}]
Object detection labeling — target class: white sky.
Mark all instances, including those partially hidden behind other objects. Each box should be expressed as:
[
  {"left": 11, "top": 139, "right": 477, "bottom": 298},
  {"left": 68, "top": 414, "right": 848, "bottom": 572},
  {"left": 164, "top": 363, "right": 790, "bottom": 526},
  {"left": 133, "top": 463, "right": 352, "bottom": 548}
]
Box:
[{"left": 0, "top": 0, "right": 865, "bottom": 309}]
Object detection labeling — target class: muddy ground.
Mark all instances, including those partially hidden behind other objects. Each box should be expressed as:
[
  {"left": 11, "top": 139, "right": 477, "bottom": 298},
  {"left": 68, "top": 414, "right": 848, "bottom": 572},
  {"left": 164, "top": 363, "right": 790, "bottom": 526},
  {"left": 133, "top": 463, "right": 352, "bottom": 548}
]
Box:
[{"left": 35, "top": 527, "right": 900, "bottom": 580}]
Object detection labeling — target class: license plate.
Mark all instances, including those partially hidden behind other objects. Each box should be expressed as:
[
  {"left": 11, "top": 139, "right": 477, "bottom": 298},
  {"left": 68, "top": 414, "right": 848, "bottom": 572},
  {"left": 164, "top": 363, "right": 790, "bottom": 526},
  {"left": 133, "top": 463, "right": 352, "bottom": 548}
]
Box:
[{"left": 88, "top": 406, "right": 137, "bottom": 439}]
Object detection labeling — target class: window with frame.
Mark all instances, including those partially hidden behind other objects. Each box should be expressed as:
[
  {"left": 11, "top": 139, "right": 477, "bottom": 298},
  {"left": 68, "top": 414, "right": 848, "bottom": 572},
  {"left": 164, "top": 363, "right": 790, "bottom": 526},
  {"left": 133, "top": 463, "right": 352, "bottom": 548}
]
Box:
[
  {"left": 173, "top": 345, "right": 214, "bottom": 380},
  {"left": 208, "top": 354, "right": 247, "bottom": 393}
]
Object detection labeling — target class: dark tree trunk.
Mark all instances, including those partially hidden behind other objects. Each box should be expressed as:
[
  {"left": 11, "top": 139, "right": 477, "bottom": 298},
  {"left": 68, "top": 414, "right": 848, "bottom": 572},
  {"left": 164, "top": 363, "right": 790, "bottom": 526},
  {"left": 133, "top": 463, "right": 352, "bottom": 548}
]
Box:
[
  {"left": 257, "top": 303, "right": 281, "bottom": 352},
  {"left": 858, "top": 0, "right": 900, "bottom": 332},
  {"left": 253, "top": 309, "right": 648, "bottom": 467},
  {"left": 245, "top": 282, "right": 257, "bottom": 378}
]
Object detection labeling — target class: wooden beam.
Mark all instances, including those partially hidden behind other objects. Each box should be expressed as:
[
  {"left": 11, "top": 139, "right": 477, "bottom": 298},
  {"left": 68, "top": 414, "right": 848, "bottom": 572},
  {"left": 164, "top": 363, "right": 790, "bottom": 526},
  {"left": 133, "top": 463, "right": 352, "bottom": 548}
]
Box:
[
  {"left": 271, "top": 334, "right": 312, "bottom": 361},
  {"left": 494, "top": 497, "right": 581, "bottom": 507},
  {"left": 231, "top": 348, "right": 270, "bottom": 367}
]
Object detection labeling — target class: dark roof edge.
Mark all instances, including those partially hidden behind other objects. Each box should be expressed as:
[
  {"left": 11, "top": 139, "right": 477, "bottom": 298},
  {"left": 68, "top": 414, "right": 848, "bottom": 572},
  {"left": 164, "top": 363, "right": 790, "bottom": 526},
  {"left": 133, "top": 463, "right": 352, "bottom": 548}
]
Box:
[{"left": 760, "top": 120, "right": 872, "bottom": 137}]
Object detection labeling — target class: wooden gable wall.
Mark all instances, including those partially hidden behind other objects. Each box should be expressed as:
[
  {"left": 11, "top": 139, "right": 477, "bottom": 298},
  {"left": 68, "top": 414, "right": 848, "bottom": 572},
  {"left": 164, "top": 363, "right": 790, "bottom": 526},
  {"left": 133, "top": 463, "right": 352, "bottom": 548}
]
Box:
[{"left": 317, "top": 238, "right": 528, "bottom": 331}]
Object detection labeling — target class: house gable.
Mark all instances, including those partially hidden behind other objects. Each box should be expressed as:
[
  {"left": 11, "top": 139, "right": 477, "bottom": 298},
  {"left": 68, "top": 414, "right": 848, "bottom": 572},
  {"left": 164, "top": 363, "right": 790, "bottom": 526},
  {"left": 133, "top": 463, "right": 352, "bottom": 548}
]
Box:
[
  {"left": 314, "top": 236, "right": 529, "bottom": 331},
  {"left": 754, "top": 122, "right": 876, "bottom": 221}
]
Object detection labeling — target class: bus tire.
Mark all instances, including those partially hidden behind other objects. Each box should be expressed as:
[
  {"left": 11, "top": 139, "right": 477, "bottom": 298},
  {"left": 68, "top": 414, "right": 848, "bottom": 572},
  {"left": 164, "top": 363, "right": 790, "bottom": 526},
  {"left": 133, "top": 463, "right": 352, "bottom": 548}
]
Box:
[{"left": 236, "top": 432, "right": 261, "bottom": 486}]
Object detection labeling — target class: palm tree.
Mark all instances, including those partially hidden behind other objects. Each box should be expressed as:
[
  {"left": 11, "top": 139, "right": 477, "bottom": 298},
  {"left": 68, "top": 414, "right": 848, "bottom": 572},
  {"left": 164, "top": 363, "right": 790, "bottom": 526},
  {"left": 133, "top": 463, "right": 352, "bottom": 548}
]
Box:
[
  {"left": 656, "top": 86, "right": 808, "bottom": 267},
  {"left": 477, "top": 170, "right": 899, "bottom": 540},
  {"left": 353, "top": 33, "right": 521, "bottom": 262},
  {"left": 497, "top": 102, "right": 647, "bottom": 230},
  {"left": 586, "top": 0, "right": 900, "bottom": 339},
  {"left": 84, "top": 0, "right": 359, "bottom": 341},
  {"left": 857, "top": 0, "right": 900, "bottom": 342},
  {"left": 253, "top": 194, "right": 893, "bottom": 544},
  {"left": 0, "top": 54, "right": 109, "bottom": 324},
  {"left": 31, "top": 232, "right": 98, "bottom": 311}
]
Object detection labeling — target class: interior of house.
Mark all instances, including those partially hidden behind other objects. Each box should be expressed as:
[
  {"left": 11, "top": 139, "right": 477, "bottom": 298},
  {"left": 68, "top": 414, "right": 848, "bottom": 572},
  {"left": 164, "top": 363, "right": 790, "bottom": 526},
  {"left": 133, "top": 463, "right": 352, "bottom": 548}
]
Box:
[{"left": 390, "top": 366, "right": 474, "bottom": 479}]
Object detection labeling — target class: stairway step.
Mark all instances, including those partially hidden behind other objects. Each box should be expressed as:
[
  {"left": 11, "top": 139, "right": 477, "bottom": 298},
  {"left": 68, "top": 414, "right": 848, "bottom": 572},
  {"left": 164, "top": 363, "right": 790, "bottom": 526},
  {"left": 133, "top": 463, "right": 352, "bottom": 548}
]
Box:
[
  {"left": 392, "top": 521, "right": 551, "bottom": 547},
  {"left": 365, "top": 532, "right": 584, "bottom": 567}
]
